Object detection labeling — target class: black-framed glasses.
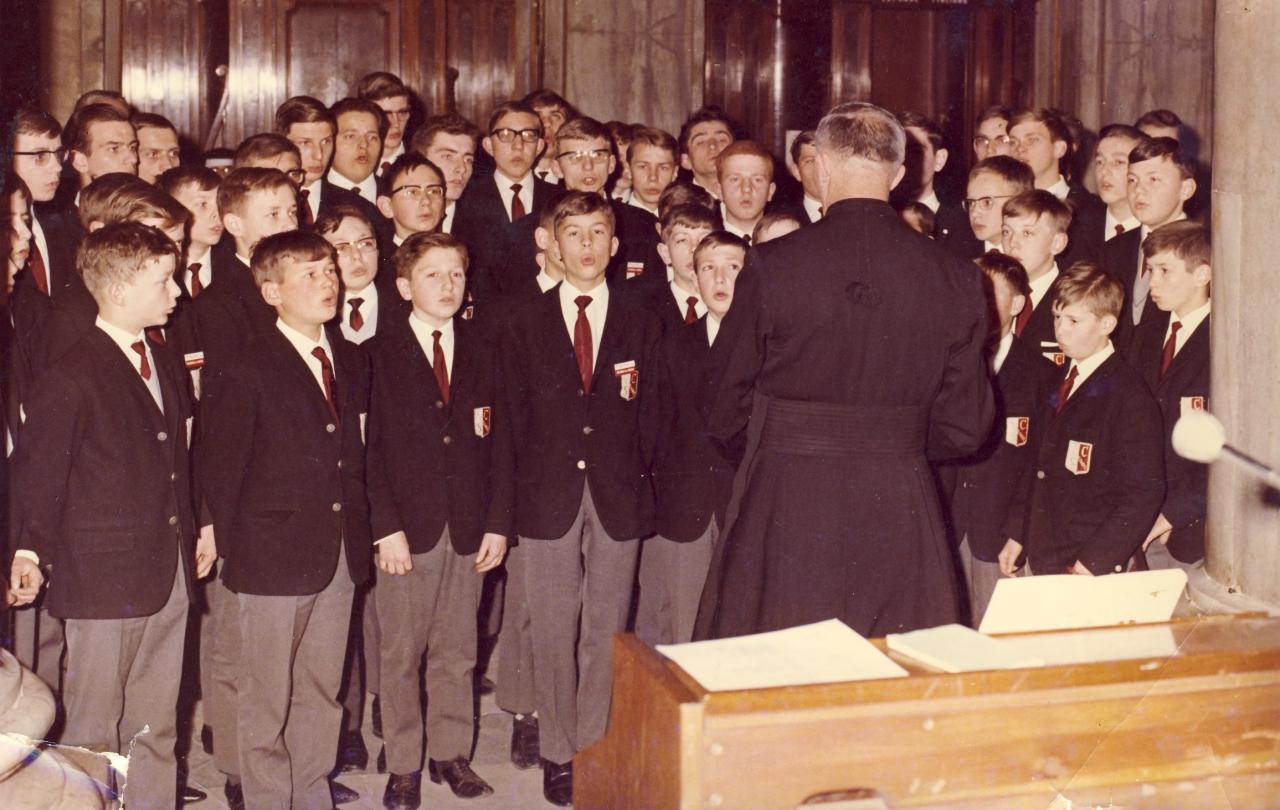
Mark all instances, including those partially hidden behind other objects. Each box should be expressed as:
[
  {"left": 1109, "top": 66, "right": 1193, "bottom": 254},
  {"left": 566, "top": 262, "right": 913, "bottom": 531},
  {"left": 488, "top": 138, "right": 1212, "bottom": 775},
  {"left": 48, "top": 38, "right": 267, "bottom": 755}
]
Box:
[
  {"left": 556, "top": 148, "right": 611, "bottom": 166},
  {"left": 391, "top": 184, "right": 446, "bottom": 201},
  {"left": 13, "top": 148, "right": 67, "bottom": 166},
  {"left": 330, "top": 237, "right": 378, "bottom": 259},
  {"left": 961, "top": 194, "right": 1015, "bottom": 212},
  {"left": 490, "top": 127, "right": 542, "bottom": 144},
  {"left": 973, "top": 135, "right": 1012, "bottom": 150}
]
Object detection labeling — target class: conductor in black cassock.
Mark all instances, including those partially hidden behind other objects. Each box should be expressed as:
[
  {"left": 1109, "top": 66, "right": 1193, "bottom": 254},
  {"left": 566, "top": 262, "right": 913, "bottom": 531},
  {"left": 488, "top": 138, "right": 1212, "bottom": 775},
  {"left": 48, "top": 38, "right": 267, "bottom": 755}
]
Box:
[{"left": 697, "top": 102, "right": 994, "bottom": 639}]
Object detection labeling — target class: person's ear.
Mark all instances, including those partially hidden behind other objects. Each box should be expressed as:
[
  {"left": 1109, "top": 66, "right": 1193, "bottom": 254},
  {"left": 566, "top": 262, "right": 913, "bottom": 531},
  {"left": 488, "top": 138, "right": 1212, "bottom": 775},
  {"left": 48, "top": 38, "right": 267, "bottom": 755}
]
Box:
[
  {"left": 1193, "top": 262, "right": 1212, "bottom": 287},
  {"left": 680, "top": 153, "right": 693, "bottom": 172},
  {"left": 656, "top": 242, "right": 672, "bottom": 267},
  {"left": 1052, "top": 139, "right": 1068, "bottom": 160},
  {"left": 376, "top": 196, "right": 394, "bottom": 219},
  {"left": 609, "top": 236, "right": 619, "bottom": 258},
  {"left": 70, "top": 150, "right": 90, "bottom": 176},
  {"left": 106, "top": 280, "right": 128, "bottom": 308},
  {"left": 481, "top": 136, "right": 495, "bottom": 157},
  {"left": 1100, "top": 313, "right": 1118, "bottom": 337},
  {"left": 223, "top": 212, "right": 245, "bottom": 239},
  {"left": 395, "top": 275, "right": 413, "bottom": 302},
  {"left": 1050, "top": 231, "right": 1069, "bottom": 257},
  {"left": 766, "top": 181, "right": 776, "bottom": 202},
  {"left": 551, "top": 160, "right": 565, "bottom": 180},
  {"left": 1009, "top": 293, "right": 1027, "bottom": 320},
  {"left": 260, "top": 280, "right": 282, "bottom": 307},
  {"left": 933, "top": 147, "right": 949, "bottom": 174},
  {"left": 1179, "top": 176, "right": 1197, "bottom": 203}
]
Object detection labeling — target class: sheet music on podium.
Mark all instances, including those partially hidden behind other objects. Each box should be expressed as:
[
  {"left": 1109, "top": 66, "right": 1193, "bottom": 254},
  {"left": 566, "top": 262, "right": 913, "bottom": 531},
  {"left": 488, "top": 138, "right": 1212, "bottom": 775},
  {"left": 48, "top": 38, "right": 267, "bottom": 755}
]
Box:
[
  {"left": 978, "top": 569, "right": 1189, "bottom": 635},
  {"left": 655, "top": 619, "right": 908, "bottom": 692}
]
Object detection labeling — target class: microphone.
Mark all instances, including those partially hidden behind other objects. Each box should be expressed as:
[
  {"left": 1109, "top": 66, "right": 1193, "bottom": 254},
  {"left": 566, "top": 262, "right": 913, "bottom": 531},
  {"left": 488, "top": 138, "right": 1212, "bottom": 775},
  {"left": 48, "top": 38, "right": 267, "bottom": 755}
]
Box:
[{"left": 1173, "top": 410, "right": 1280, "bottom": 490}]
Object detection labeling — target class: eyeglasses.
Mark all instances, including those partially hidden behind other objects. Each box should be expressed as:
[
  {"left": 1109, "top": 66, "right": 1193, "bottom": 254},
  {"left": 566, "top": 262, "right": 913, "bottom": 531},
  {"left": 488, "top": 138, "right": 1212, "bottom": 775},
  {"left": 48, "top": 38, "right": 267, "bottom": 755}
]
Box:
[
  {"left": 285, "top": 169, "right": 306, "bottom": 184},
  {"left": 973, "top": 135, "right": 1012, "bottom": 150},
  {"left": 556, "top": 148, "right": 612, "bottom": 166},
  {"left": 330, "top": 237, "right": 378, "bottom": 259},
  {"left": 13, "top": 148, "right": 67, "bottom": 166},
  {"left": 490, "top": 128, "right": 542, "bottom": 145},
  {"left": 391, "top": 184, "right": 446, "bottom": 201},
  {"left": 961, "top": 194, "right": 1015, "bottom": 212}
]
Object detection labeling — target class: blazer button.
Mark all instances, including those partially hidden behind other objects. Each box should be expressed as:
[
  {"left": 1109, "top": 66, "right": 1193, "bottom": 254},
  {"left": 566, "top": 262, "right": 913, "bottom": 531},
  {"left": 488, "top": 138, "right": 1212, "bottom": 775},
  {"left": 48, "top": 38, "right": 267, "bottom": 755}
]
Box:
[
  {"left": 1114, "top": 565, "right": 1123, "bottom": 573},
  {"left": 443, "top": 436, "right": 452, "bottom": 445},
  {"left": 157, "top": 431, "right": 168, "bottom": 442},
  {"left": 332, "top": 502, "right": 342, "bottom": 512},
  {"left": 436, "top": 400, "right": 445, "bottom": 409},
  {"left": 168, "top": 515, "right": 178, "bottom": 526},
  {"left": 576, "top": 460, "right": 587, "bottom": 470},
  {"left": 337, "top": 460, "right": 344, "bottom": 469},
  {"left": 582, "top": 426, "right": 593, "bottom": 435},
  {"left": 170, "top": 472, "right": 177, "bottom": 481},
  {"left": 326, "top": 423, "right": 336, "bottom": 433},
  {"left": 1036, "top": 470, "right": 1046, "bottom": 480}
]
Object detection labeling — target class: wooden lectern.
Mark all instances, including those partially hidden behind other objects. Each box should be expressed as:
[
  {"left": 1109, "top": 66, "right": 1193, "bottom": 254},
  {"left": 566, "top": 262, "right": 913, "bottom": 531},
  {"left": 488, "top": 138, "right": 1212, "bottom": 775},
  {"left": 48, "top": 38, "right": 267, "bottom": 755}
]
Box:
[{"left": 575, "top": 615, "right": 1280, "bottom": 808}]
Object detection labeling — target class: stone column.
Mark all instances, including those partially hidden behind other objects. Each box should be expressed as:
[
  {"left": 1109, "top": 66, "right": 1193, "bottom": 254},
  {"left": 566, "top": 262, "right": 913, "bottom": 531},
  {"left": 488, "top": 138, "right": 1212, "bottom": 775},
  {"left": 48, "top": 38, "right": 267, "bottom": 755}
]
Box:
[{"left": 1199, "top": 1, "right": 1280, "bottom": 610}]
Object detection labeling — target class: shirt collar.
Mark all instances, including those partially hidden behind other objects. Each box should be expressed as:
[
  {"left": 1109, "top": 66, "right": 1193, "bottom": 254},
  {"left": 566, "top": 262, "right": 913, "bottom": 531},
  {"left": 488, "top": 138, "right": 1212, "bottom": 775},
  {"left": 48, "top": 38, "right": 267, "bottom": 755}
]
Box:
[
  {"left": 627, "top": 195, "right": 658, "bottom": 215},
  {"left": 348, "top": 281, "right": 378, "bottom": 305},
  {"left": 1070, "top": 340, "right": 1115, "bottom": 388},
  {"left": 1028, "top": 263, "right": 1059, "bottom": 303},
  {"left": 1171, "top": 299, "right": 1211, "bottom": 337},
  {"left": 1047, "top": 175, "right": 1070, "bottom": 201},
  {"left": 918, "top": 189, "right": 941, "bottom": 213},
  {"left": 95, "top": 316, "right": 146, "bottom": 355},
  {"left": 706, "top": 312, "right": 722, "bottom": 345},
  {"left": 1104, "top": 209, "right": 1142, "bottom": 239},
  {"left": 803, "top": 195, "right": 823, "bottom": 222},
  {"left": 535, "top": 268, "right": 559, "bottom": 293},
  {"left": 558, "top": 277, "right": 608, "bottom": 311},
  {"left": 276, "top": 317, "right": 331, "bottom": 359},
  {"left": 670, "top": 280, "right": 705, "bottom": 312},
  {"left": 495, "top": 169, "right": 534, "bottom": 192},
  {"left": 327, "top": 167, "right": 376, "bottom": 200},
  {"left": 991, "top": 328, "right": 1015, "bottom": 375},
  {"left": 1140, "top": 211, "right": 1188, "bottom": 241},
  {"left": 408, "top": 309, "right": 453, "bottom": 344}
]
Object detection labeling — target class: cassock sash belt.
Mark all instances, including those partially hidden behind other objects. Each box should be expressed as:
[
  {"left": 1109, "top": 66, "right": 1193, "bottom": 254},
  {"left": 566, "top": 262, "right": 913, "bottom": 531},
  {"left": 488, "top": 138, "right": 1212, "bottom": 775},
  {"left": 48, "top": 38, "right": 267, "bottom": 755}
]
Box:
[{"left": 760, "top": 398, "right": 926, "bottom": 457}]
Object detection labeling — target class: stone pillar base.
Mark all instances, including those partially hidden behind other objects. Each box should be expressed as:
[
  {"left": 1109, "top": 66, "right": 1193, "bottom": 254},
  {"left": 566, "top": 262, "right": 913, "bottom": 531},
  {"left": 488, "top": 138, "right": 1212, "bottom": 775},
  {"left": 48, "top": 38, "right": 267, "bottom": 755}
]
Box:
[{"left": 1187, "top": 566, "right": 1280, "bottom": 616}]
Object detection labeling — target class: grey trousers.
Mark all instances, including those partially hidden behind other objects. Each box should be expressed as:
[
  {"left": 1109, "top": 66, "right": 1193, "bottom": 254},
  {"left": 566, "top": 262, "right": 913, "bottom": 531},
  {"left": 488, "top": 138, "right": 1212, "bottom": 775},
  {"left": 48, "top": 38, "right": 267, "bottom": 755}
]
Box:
[
  {"left": 63, "top": 559, "right": 188, "bottom": 810},
  {"left": 635, "top": 520, "right": 718, "bottom": 646},
  {"left": 376, "top": 528, "right": 481, "bottom": 774},
  {"left": 204, "top": 565, "right": 242, "bottom": 778},
  {"left": 495, "top": 544, "right": 537, "bottom": 716},
  {"left": 521, "top": 483, "right": 639, "bottom": 764},
  {"left": 339, "top": 582, "right": 381, "bottom": 735},
  {"left": 11, "top": 598, "right": 63, "bottom": 693},
  {"left": 1144, "top": 539, "right": 1203, "bottom": 574},
  {"left": 958, "top": 534, "right": 1003, "bottom": 629},
  {"left": 236, "top": 546, "right": 355, "bottom": 810}
]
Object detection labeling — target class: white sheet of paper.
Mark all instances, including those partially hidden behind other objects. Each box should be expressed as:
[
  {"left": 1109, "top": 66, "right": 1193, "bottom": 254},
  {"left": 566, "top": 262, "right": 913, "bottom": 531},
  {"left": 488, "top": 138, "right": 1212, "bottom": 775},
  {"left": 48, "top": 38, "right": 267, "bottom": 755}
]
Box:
[
  {"left": 656, "top": 618, "right": 908, "bottom": 692},
  {"left": 997, "top": 624, "right": 1180, "bottom": 666},
  {"left": 886, "top": 624, "right": 1045, "bottom": 672},
  {"left": 978, "top": 569, "right": 1188, "bottom": 635}
]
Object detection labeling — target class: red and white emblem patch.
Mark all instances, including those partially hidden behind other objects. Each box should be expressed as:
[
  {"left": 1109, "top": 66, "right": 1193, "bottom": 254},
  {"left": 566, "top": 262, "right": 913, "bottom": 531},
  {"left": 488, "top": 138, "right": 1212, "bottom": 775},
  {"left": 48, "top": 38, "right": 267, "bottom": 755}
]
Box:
[
  {"left": 625, "top": 261, "right": 645, "bottom": 279},
  {"left": 473, "top": 406, "right": 491, "bottom": 438},
  {"left": 1005, "top": 416, "right": 1030, "bottom": 447},
  {"left": 1065, "top": 440, "right": 1093, "bottom": 475},
  {"left": 613, "top": 360, "right": 638, "bottom": 401},
  {"left": 1180, "top": 396, "right": 1206, "bottom": 419}
]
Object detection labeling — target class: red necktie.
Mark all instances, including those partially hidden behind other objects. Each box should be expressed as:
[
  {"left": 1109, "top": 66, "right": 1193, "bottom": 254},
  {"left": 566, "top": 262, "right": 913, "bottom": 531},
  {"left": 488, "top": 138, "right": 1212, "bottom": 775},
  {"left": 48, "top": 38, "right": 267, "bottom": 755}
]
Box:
[
  {"left": 1159, "top": 321, "right": 1182, "bottom": 378},
  {"left": 29, "top": 242, "right": 49, "bottom": 295},
  {"left": 348, "top": 298, "right": 365, "bottom": 331},
  {"left": 1014, "top": 297, "right": 1033, "bottom": 337},
  {"left": 1115, "top": 223, "right": 1125, "bottom": 237},
  {"left": 510, "top": 183, "right": 525, "bottom": 221},
  {"left": 146, "top": 326, "right": 167, "bottom": 347},
  {"left": 311, "top": 346, "right": 339, "bottom": 423},
  {"left": 300, "top": 189, "right": 314, "bottom": 227},
  {"left": 684, "top": 296, "right": 699, "bottom": 325},
  {"left": 573, "top": 295, "right": 593, "bottom": 394},
  {"left": 1054, "top": 365, "right": 1079, "bottom": 417},
  {"left": 131, "top": 340, "right": 152, "bottom": 381},
  {"left": 432, "top": 329, "right": 450, "bottom": 404},
  {"left": 188, "top": 263, "right": 203, "bottom": 298},
  {"left": 380, "top": 161, "right": 391, "bottom": 176}
]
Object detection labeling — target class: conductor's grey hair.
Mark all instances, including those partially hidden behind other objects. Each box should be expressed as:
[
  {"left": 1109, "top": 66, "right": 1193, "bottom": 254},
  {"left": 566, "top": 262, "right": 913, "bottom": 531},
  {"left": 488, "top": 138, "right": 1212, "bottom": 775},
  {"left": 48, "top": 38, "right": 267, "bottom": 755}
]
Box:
[{"left": 815, "top": 102, "right": 906, "bottom": 168}]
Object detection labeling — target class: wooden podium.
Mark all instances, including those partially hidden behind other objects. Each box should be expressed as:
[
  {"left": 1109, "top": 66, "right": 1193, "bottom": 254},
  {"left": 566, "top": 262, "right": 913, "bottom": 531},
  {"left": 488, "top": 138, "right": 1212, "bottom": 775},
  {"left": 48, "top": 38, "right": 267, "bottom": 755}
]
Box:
[{"left": 575, "top": 615, "right": 1280, "bottom": 808}]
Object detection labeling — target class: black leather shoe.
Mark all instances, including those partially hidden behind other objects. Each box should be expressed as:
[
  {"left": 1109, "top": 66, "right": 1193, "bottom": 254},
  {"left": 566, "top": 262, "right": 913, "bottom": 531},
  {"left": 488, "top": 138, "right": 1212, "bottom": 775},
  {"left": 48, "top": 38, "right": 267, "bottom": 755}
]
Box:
[
  {"left": 510, "top": 713, "right": 540, "bottom": 770},
  {"left": 330, "top": 778, "right": 360, "bottom": 805},
  {"left": 542, "top": 758, "right": 572, "bottom": 807},
  {"left": 382, "top": 771, "right": 422, "bottom": 810},
  {"left": 371, "top": 694, "right": 383, "bottom": 738},
  {"left": 335, "top": 729, "right": 369, "bottom": 773},
  {"left": 180, "top": 784, "right": 208, "bottom": 803},
  {"left": 428, "top": 757, "right": 494, "bottom": 799},
  {"left": 223, "top": 780, "right": 246, "bottom": 810}
]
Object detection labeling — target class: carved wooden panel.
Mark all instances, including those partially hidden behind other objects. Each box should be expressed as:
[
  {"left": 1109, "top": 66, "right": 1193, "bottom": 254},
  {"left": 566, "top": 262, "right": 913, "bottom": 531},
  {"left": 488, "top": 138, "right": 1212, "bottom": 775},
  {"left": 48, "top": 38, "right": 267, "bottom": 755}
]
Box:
[{"left": 120, "top": 0, "right": 208, "bottom": 140}]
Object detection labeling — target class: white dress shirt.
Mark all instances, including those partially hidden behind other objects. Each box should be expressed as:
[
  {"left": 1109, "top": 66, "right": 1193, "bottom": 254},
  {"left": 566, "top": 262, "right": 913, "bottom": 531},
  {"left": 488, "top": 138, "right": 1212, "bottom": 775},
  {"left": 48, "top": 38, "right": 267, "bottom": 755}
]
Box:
[
  {"left": 669, "top": 281, "right": 707, "bottom": 321},
  {"left": 1067, "top": 340, "right": 1115, "bottom": 397},
  {"left": 1047, "top": 175, "right": 1071, "bottom": 201},
  {"left": 441, "top": 200, "right": 457, "bottom": 234},
  {"left": 991, "top": 329, "right": 1015, "bottom": 375},
  {"left": 495, "top": 171, "right": 535, "bottom": 222},
  {"left": 276, "top": 318, "right": 336, "bottom": 398},
  {"left": 301, "top": 177, "right": 325, "bottom": 220},
  {"left": 185, "top": 246, "right": 212, "bottom": 293},
  {"left": 535, "top": 269, "right": 559, "bottom": 293},
  {"left": 803, "top": 195, "right": 823, "bottom": 223},
  {"left": 983, "top": 239, "right": 1001, "bottom": 254},
  {"left": 720, "top": 203, "right": 755, "bottom": 243},
  {"left": 558, "top": 280, "right": 609, "bottom": 371},
  {"left": 1133, "top": 213, "right": 1188, "bottom": 323},
  {"left": 328, "top": 167, "right": 378, "bottom": 205},
  {"left": 919, "top": 189, "right": 941, "bottom": 214},
  {"left": 1166, "top": 300, "right": 1211, "bottom": 357},
  {"left": 341, "top": 283, "right": 379, "bottom": 344},
  {"left": 378, "top": 143, "right": 405, "bottom": 176},
  {"left": 408, "top": 311, "right": 454, "bottom": 378},
  {"left": 98, "top": 317, "right": 163, "bottom": 412},
  {"left": 706, "top": 312, "right": 722, "bottom": 346},
  {"left": 1028, "top": 263, "right": 1060, "bottom": 312},
  {"left": 1104, "top": 209, "right": 1141, "bottom": 240},
  {"left": 627, "top": 195, "right": 658, "bottom": 216}
]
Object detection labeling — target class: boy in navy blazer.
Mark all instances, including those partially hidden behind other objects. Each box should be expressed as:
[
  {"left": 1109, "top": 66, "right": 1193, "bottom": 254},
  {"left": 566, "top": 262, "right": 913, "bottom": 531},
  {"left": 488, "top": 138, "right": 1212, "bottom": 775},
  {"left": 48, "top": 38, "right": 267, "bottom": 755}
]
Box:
[
  {"left": 197, "top": 230, "right": 370, "bottom": 809},
  {"left": 1000, "top": 262, "right": 1165, "bottom": 577},
  {"left": 9, "top": 222, "right": 213, "bottom": 809},
  {"left": 494, "top": 191, "right": 662, "bottom": 806}
]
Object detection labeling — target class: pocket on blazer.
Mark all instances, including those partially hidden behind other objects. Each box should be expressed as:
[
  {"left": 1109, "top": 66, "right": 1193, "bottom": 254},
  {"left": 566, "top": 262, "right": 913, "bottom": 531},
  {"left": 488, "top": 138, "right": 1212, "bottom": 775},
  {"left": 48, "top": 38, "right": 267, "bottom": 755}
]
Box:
[{"left": 72, "top": 529, "right": 137, "bottom": 553}]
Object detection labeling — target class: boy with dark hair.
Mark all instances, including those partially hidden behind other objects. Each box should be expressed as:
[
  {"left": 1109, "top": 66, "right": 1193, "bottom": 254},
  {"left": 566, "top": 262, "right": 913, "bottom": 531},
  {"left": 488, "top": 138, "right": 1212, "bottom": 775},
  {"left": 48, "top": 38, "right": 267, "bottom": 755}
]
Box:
[
  {"left": 1136, "top": 109, "right": 1182, "bottom": 142},
  {"left": 786, "top": 130, "right": 822, "bottom": 224},
  {"left": 678, "top": 106, "right": 735, "bottom": 197},
  {"left": 947, "top": 250, "right": 1057, "bottom": 624},
  {"left": 752, "top": 211, "right": 803, "bottom": 244},
  {"left": 657, "top": 180, "right": 716, "bottom": 220},
  {"left": 495, "top": 191, "right": 662, "bottom": 806},
  {"left": 198, "top": 230, "right": 370, "bottom": 809},
  {"left": 638, "top": 230, "right": 743, "bottom": 645},
  {"left": 157, "top": 165, "right": 224, "bottom": 298},
  {"left": 275, "top": 96, "right": 338, "bottom": 225},
  {"left": 1093, "top": 124, "right": 1145, "bottom": 241},
  {"left": 366, "top": 232, "right": 507, "bottom": 807},
  {"left": 132, "top": 112, "right": 182, "bottom": 184},
  {"left": 898, "top": 112, "right": 967, "bottom": 244},
  {"left": 376, "top": 153, "right": 447, "bottom": 246},
  {"left": 1000, "top": 189, "right": 1072, "bottom": 365},
  {"left": 358, "top": 72, "right": 414, "bottom": 174},
  {"left": 999, "top": 262, "right": 1165, "bottom": 577},
  {"left": 522, "top": 88, "right": 577, "bottom": 185},
  {"left": 972, "top": 105, "right": 1013, "bottom": 162},
  {"left": 65, "top": 104, "right": 139, "bottom": 191},
  {"left": 9, "top": 221, "right": 208, "bottom": 809},
  {"left": 962, "top": 155, "right": 1035, "bottom": 258},
  {"left": 1131, "top": 221, "right": 1211, "bottom": 571},
  {"left": 232, "top": 133, "right": 304, "bottom": 183},
  {"left": 714, "top": 140, "right": 774, "bottom": 242},
  {"left": 646, "top": 203, "right": 719, "bottom": 332},
  {"left": 1104, "top": 137, "right": 1197, "bottom": 349},
  {"left": 411, "top": 114, "right": 481, "bottom": 234},
  {"left": 328, "top": 98, "right": 388, "bottom": 206}
]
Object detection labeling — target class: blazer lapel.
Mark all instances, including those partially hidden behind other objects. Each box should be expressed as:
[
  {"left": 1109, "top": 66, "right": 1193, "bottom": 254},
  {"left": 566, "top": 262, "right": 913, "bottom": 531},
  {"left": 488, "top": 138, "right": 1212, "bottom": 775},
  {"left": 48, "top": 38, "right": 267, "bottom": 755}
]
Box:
[
  {"left": 88, "top": 330, "right": 165, "bottom": 428},
  {"left": 1157, "top": 315, "right": 1210, "bottom": 393},
  {"left": 591, "top": 293, "right": 626, "bottom": 390},
  {"left": 270, "top": 328, "right": 335, "bottom": 424}
]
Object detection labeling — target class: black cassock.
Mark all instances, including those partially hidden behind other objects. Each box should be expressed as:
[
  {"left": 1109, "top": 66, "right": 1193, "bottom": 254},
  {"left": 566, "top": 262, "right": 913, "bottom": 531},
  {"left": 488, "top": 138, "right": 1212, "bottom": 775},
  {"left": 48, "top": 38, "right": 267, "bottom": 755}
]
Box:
[{"left": 696, "top": 198, "right": 994, "bottom": 639}]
